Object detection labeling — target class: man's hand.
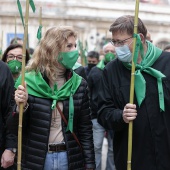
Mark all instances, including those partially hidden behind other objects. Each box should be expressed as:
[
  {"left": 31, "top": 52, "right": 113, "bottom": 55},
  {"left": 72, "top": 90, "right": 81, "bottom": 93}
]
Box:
[
  {"left": 123, "top": 103, "right": 137, "bottom": 123},
  {"left": 1, "top": 149, "right": 15, "bottom": 168}
]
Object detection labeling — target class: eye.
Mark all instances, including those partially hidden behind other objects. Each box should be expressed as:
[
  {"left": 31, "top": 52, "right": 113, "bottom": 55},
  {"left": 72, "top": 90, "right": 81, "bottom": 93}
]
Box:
[{"left": 67, "top": 44, "right": 72, "bottom": 48}]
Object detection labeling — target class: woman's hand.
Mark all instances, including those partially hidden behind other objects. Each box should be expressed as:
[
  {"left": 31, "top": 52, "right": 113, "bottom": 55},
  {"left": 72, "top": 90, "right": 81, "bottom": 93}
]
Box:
[
  {"left": 15, "top": 82, "right": 28, "bottom": 109},
  {"left": 123, "top": 103, "right": 137, "bottom": 123}
]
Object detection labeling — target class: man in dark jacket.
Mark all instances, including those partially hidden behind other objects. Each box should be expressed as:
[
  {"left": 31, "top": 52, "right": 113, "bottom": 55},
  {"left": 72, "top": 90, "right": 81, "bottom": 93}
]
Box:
[
  {"left": 84, "top": 51, "right": 99, "bottom": 78},
  {"left": 88, "top": 42, "right": 116, "bottom": 170},
  {"left": 97, "top": 15, "right": 170, "bottom": 170},
  {"left": 0, "top": 60, "right": 16, "bottom": 169}
]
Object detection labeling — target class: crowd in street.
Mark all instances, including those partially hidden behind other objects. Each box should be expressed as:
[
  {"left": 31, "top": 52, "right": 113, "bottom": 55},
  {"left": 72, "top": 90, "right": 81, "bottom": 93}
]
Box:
[{"left": 0, "top": 15, "right": 170, "bottom": 170}]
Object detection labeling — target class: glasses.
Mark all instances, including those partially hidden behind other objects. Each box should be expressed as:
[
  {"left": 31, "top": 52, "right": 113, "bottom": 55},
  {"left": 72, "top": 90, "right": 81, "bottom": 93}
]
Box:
[
  {"left": 7, "top": 54, "right": 23, "bottom": 62},
  {"left": 110, "top": 36, "right": 133, "bottom": 47}
]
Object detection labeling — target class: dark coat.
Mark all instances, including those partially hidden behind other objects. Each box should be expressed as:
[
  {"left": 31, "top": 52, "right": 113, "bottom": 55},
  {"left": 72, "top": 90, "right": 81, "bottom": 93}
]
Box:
[
  {"left": 97, "top": 52, "right": 170, "bottom": 170},
  {"left": 74, "top": 66, "right": 87, "bottom": 81},
  {"left": 0, "top": 61, "right": 15, "bottom": 149},
  {"left": 88, "top": 66, "right": 103, "bottom": 119},
  {"left": 7, "top": 72, "right": 95, "bottom": 170}
]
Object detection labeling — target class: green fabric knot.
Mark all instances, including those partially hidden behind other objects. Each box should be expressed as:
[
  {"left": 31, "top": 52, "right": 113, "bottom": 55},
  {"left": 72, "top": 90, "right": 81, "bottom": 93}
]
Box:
[
  {"left": 123, "top": 35, "right": 165, "bottom": 112},
  {"left": 15, "top": 71, "right": 82, "bottom": 132}
]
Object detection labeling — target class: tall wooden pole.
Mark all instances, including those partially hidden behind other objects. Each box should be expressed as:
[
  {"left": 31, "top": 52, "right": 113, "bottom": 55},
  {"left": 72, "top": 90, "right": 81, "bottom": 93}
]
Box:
[
  {"left": 17, "top": 0, "right": 29, "bottom": 169},
  {"left": 127, "top": 0, "right": 140, "bottom": 170},
  {"left": 39, "top": 7, "right": 42, "bottom": 26},
  {"left": 15, "top": 15, "right": 17, "bottom": 43}
]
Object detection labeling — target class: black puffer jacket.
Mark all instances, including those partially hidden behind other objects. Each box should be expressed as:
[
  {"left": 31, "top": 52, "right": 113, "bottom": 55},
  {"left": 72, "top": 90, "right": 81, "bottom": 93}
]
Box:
[{"left": 7, "top": 73, "right": 95, "bottom": 170}]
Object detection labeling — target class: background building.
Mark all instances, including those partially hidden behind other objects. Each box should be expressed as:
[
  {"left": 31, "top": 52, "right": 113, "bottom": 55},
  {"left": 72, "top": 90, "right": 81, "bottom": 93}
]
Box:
[{"left": 0, "top": 0, "right": 170, "bottom": 53}]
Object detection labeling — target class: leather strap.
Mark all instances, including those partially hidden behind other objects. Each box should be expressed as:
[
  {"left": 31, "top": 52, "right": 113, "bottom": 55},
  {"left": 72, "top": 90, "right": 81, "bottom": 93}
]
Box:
[
  {"left": 56, "top": 104, "right": 82, "bottom": 150},
  {"left": 48, "top": 144, "right": 66, "bottom": 152}
]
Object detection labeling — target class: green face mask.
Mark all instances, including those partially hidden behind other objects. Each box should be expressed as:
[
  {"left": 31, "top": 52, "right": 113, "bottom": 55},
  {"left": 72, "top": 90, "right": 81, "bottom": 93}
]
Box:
[
  {"left": 7, "top": 60, "right": 22, "bottom": 74},
  {"left": 58, "top": 50, "right": 79, "bottom": 69},
  {"left": 104, "top": 52, "right": 115, "bottom": 63}
]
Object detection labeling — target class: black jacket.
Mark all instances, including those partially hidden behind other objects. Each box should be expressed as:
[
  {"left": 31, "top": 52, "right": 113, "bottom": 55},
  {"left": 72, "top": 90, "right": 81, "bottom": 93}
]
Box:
[
  {"left": 74, "top": 66, "right": 87, "bottom": 81},
  {"left": 97, "top": 52, "right": 170, "bottom": 170},
  {"left": 0, "top": 61, "right": 15, "bottom": 149},
  {"left": 88, "top": 66, "right": 103, "bottom": 119},
  {"left": 7, "top": 72, "right": 95, "bottom": 170}
]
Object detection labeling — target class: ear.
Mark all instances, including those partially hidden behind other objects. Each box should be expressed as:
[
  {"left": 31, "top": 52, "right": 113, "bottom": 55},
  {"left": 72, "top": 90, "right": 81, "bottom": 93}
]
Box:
[{"left": 139, "top": 33, "right": 145, "bottom": 44}]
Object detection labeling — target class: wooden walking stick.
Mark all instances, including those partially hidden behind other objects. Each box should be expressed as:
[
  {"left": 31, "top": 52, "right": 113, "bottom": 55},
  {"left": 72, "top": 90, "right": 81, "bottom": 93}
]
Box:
[
  {"left": 17, "top": 0, "right": 29, "bottom": 169},
  {"left": 127, "top": 0, "right": 140, "bottom": 170}
]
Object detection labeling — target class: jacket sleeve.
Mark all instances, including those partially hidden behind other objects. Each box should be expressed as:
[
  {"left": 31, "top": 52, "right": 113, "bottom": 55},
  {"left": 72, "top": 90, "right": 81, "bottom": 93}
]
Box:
[
  {"left": 88, "top": 68, "right": 100, "bottom": 119},
  {"left": 97, "top": 68, "right": 126, "bottom": 131},
  {"left": 77, "top": 82, "right": 96, "bottom": 169},
  {"left": 1, "top": 65, "right": 17, "bottom": 148}
]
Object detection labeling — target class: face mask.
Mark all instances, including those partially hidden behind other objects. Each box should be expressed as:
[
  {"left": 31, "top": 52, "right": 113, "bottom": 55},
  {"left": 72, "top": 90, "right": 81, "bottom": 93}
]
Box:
[
  {"left": 58, "top": 50, "right": 79, "bottom": 69},
  {"left": 7, "top": 60, "right": 22, "bottom": 74},
  {"left": 88, "top": 63, "right": 96, "bottom": 70},
  {"left": 104, "top": 52, "right": 115, "bottom": 63},
  {"left": 115, "top": 45, "right": 132, "bottom": 62}
]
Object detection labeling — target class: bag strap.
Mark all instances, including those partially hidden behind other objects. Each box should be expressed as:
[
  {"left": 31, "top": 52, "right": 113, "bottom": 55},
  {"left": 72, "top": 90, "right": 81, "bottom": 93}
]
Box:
[{"left": 56, "top": 104, "right": 82, "bottom": 150}]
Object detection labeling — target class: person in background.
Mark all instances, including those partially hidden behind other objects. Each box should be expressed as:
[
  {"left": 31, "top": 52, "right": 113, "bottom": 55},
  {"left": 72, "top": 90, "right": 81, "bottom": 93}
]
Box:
[
  {"left": 10, "top": 37, "right": 23, "bottom": 45},
  {"left": 97, "top": 15, "right": 170, "bottom": 170},
  {"left": 88, "top": 42, "right": 116, "bottom": 170},
  {"left": 0, "top": 60, "right": 16, "bottom": 169},
  {"left": 1, "top": 44, "right": 30, "bottom": 82},
  {"left": 7, "top": 26, "right": 95, "bottom": 170},
  {"left": 84, "top": 51, "right": 99, "bottom": 78},
  {"left": 163, "top": 44, "right": 170, "bottom": 52}
]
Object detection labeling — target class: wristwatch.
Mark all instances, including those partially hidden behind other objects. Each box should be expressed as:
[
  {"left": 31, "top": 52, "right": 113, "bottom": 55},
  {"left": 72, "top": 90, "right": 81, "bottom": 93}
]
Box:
[{"left": 7, "top": 148, "right": 17, "bottom": 154}]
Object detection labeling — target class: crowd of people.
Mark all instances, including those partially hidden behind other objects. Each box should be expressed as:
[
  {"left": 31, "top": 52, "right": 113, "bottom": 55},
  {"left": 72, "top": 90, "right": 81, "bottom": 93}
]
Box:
[{"left": 0, "top": 14, "right": 170, "bottom": 170}]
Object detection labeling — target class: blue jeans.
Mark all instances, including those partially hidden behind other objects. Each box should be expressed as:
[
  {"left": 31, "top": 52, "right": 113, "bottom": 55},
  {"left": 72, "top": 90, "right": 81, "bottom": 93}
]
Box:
[
  {"left": 43, "top": 151, "right": 68, "bottom": 170},
  {"left": 92, "top": 119, "right": 116, "bottom": 170}
]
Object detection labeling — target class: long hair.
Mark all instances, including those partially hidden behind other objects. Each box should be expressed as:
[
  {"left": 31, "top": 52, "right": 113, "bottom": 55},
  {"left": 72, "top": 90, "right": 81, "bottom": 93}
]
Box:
[{"left": 26, "top": 26, "right": 77, "bottom": 83}]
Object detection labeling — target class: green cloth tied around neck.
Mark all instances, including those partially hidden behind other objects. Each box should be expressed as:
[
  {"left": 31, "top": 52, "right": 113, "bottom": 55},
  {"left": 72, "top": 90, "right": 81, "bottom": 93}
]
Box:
[
  {"left": 15, "top": 71, "right": 82, "bottom": 132},
  {"left": 123, "top": 34, "right": 165, "bottom": 112},
  {"left": 96, "top": 59, "right": 105, "bottom": 70}
]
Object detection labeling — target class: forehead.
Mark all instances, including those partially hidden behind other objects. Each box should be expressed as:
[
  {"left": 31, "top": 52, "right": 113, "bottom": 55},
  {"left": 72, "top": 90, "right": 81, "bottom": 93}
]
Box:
[
  {"left": 104, "top": 44, "right": 115, "bottom": 51},
  {"left": 112, "top": 31, "right": 131, "bottom": 40},
  {"left": 7, "top": 47, "right": 23, "bottom": 55},
  {"left": 67, "top": 36, "right": 76, "bottom": 43},
  {"left": 87, "top": 57, "right": 98, "bottom": 61}
]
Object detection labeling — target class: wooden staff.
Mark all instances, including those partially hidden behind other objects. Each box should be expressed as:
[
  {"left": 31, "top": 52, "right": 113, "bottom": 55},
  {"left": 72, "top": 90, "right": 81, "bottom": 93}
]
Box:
[
  {"left": 15, "top": 15, "right": 17, "bottom": 43},
  {"left": 39, "top": 7, "right": 42, "bottom": 26},
  {"left": 127, "top": 0, "right": 140, "bottom": 170},
  {"left": 17, "top": 0, "right": 30, "bottom": 169}
]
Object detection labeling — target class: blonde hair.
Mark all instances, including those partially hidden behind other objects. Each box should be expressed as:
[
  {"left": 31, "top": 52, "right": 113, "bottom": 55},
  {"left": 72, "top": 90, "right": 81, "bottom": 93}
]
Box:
[{"left": 26, "top": 26, "right": 77, "bottom": 82}]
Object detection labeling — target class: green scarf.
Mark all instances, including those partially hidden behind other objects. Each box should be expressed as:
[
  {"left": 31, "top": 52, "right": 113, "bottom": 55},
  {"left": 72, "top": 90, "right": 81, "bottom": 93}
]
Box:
[
  {"left": 15, "top": 71, "right": 82, "bottom": 132},
  {"left": 96, "top": 59, "right": 105, "bottom": 70},
  {"left": 123, "top": 39, "right": 165, "bottom": 111}
]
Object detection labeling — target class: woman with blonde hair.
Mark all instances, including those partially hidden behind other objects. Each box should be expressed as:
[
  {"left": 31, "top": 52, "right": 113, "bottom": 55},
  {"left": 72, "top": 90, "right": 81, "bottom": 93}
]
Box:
[{"left": 7, "top": 26, "right": 95, "bottom": 170}]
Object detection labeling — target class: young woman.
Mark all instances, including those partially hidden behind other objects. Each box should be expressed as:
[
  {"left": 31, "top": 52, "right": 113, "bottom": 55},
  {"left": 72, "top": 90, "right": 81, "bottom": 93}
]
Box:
[{"left": 7, "top": 26, "right": 95, "bottom": 170}]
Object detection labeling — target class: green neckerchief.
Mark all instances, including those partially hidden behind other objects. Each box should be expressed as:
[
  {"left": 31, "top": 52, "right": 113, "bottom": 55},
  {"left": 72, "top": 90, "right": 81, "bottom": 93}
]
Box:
[
  {"left": 15, "top": 71, "right": 82, "bottom": 132},
  {"left": 72, "top": 62, "right": 82, "bottom": 70},
  {"left": 96, "top": 59, "right": 105, "bottom": 70},
  {"left": 123, "top": 37, "right": 165, "bottom": 112}
]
